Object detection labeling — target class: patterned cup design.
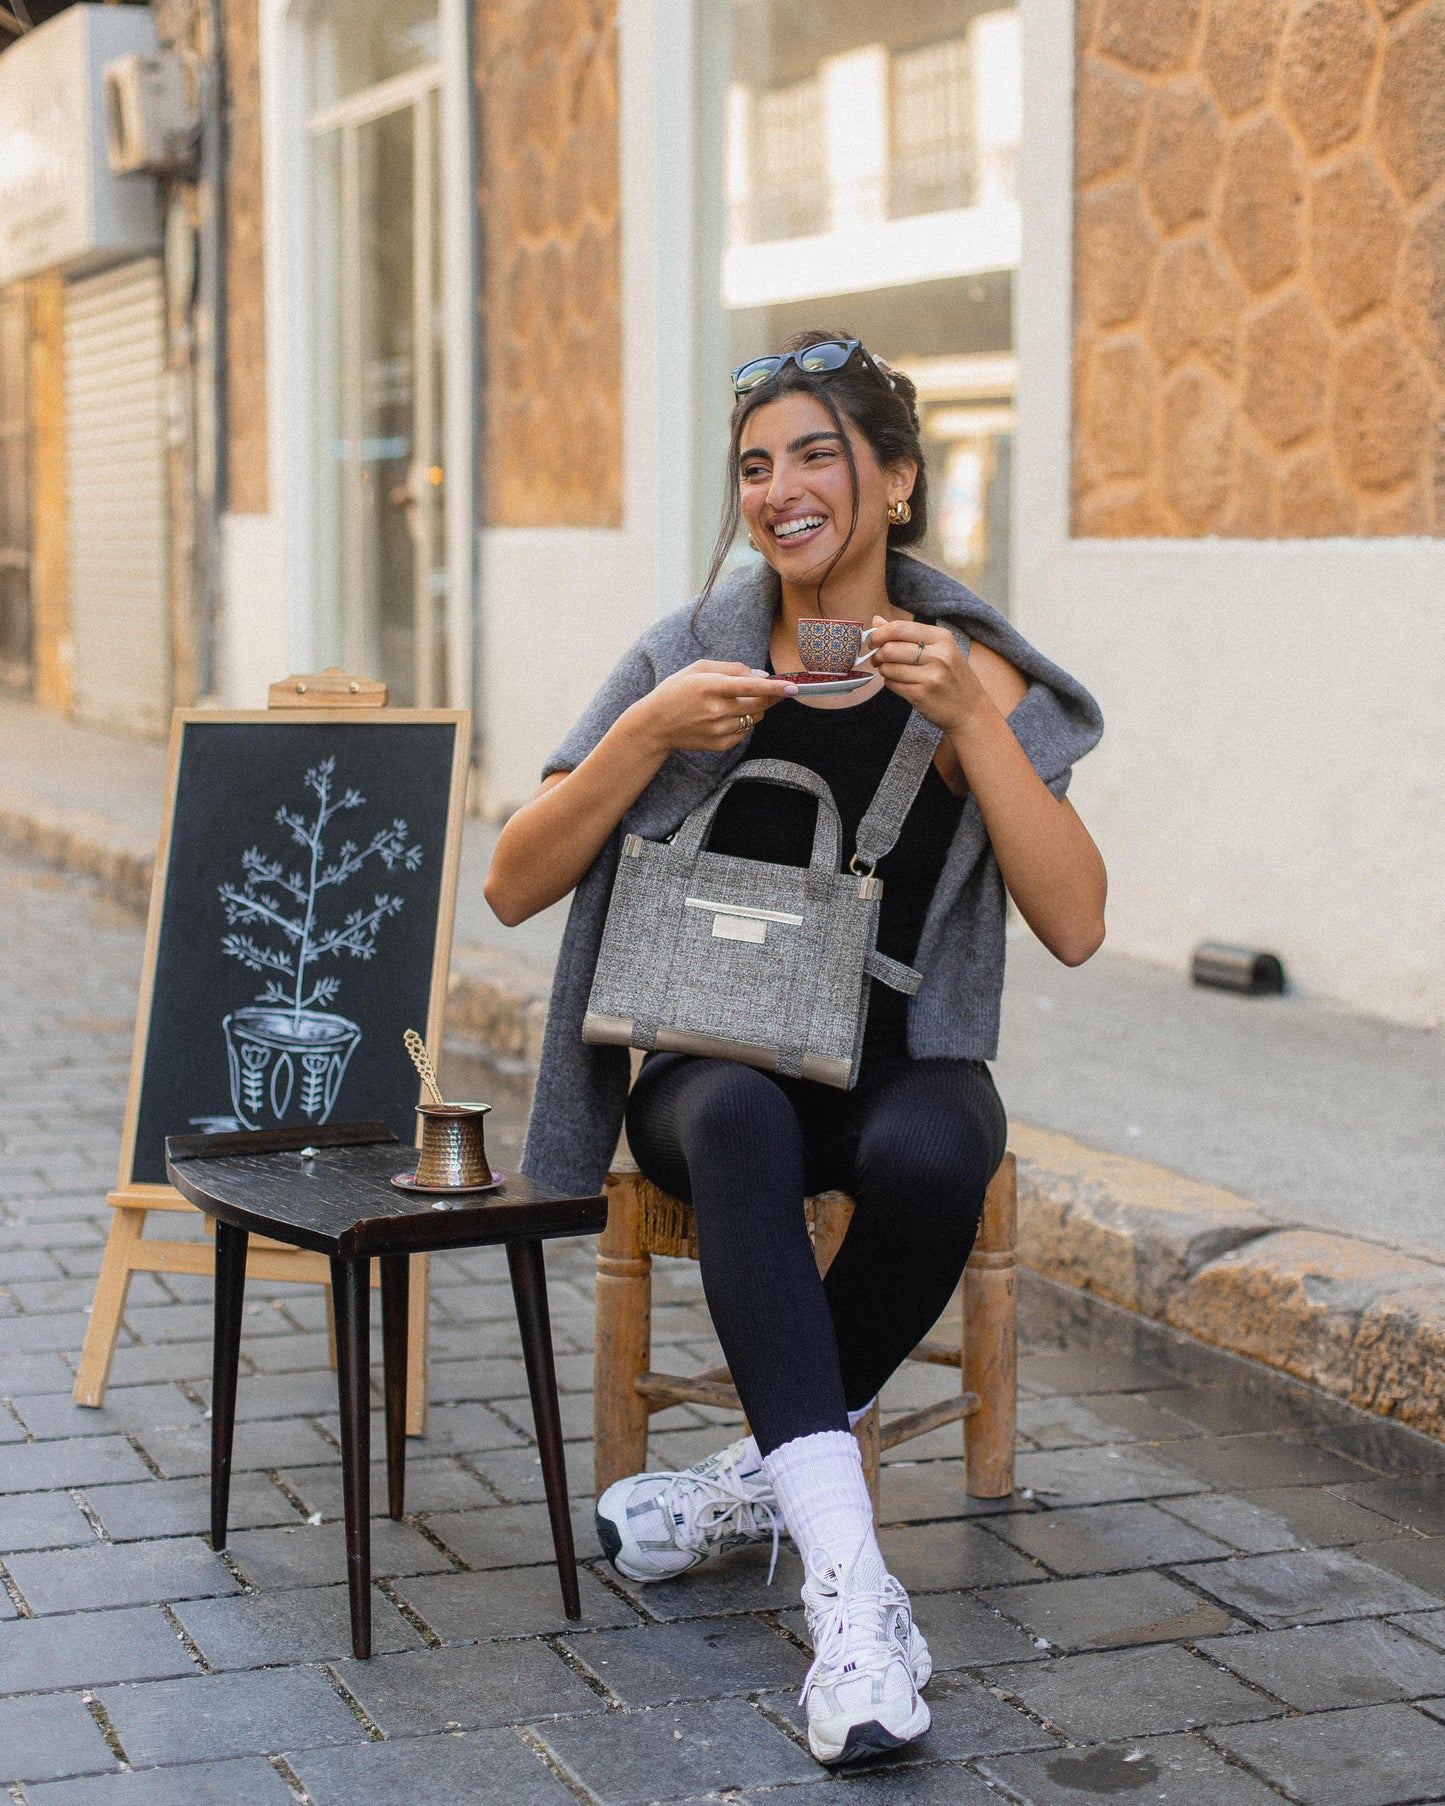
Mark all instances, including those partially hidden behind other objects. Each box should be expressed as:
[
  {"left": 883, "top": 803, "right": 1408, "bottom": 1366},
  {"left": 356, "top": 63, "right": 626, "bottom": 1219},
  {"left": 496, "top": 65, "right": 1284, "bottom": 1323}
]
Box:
[{"left": 797, "top": 618, "right": 874, "bottom": 674}]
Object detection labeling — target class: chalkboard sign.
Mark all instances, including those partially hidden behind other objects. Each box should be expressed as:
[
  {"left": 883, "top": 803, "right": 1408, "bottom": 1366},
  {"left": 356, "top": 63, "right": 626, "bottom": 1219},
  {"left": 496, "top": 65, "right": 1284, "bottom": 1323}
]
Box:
[{"left": 118, "top": 711, "right": 471, "bottom": 1189}]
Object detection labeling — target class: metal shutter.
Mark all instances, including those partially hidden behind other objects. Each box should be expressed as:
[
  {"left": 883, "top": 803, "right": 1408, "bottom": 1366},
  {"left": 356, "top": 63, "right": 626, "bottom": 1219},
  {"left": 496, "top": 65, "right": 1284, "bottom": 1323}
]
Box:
[{"left": 64, "top": 258, "right": 170, "bottom": 735}]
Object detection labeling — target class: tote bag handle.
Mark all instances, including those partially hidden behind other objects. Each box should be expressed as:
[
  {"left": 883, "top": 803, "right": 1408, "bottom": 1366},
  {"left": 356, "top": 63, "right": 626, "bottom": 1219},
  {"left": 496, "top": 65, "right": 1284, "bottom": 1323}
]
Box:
[{"left": 668, "top": 758, "right": 844, "bottom": 876}]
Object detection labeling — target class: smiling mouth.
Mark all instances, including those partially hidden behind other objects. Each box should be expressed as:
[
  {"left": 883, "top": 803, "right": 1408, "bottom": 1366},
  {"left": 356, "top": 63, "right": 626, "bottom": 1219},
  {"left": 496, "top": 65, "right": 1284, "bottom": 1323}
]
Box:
[{"left": 772, "top": 515, "right": 827, "bottom": 542}]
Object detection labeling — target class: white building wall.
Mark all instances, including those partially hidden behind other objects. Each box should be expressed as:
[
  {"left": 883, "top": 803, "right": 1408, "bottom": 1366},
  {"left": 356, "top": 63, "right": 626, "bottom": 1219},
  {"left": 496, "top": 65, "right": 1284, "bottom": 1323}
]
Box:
[
  {"left": 218, "top": 512, "right": 289, "bottom": 706},
  {"left": 1015, "top": 0, "right": 1445, "bottom": 1027}
]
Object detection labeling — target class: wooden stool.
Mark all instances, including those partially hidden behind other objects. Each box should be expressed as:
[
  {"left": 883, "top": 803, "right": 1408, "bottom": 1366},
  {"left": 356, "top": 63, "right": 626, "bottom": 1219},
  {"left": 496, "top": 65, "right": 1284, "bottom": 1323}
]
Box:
[{"left": 593, "top": 1152, "right": 1016, "bottom": 1505}]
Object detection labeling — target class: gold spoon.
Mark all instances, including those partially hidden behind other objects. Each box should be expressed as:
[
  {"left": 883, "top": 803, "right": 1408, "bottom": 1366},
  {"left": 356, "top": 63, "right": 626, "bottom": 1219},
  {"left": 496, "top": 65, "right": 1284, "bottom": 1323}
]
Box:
[{"left": 403, "top": 1029, "right": 445, "bottom": 1106}]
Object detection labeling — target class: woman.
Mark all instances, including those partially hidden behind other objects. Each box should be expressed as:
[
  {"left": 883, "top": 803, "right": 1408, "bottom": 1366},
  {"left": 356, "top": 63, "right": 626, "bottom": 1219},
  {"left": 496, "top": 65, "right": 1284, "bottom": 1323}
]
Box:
[{"left": 486, "top": 332, "right": 1105, "bottom": 1765}]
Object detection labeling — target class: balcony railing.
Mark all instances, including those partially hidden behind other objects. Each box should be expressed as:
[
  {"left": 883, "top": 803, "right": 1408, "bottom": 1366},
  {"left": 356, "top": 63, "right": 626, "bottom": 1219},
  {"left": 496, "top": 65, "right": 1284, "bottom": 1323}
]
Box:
[{"left": 728, "top": 141, "right": 1017, "bottom": 248}]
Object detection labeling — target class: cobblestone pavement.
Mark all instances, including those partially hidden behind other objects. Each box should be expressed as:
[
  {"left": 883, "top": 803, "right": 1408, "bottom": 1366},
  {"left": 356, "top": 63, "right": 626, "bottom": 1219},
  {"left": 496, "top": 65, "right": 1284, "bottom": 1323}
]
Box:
[{"left": 5, "top": 843, "right": 1445, "bottom": 1805}]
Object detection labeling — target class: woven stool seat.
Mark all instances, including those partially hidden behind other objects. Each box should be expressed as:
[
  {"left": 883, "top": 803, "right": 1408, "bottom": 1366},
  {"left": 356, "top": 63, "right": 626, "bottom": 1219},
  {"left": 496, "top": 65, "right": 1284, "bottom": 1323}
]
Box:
[{"left": 594, "top": 1154, "right": 1017, "bottom": 1508}]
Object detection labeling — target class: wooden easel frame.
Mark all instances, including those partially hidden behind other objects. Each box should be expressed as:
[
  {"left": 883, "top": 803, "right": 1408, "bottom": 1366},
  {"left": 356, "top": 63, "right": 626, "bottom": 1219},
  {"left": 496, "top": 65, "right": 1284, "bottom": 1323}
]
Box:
[{"left": 74, "top": 673, "right": 472, "bottom": 1435}]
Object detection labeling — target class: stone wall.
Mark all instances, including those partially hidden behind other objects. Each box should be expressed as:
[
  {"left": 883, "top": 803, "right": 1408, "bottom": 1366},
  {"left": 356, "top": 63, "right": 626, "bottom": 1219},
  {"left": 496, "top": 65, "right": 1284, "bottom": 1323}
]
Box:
[
  {"left": 1071, "top": 0, "right": 1445, "bottom": 537},
  {"left": 223, "top": 0, "right": 267, "bottom": 517},
  {"left": 475, "top": 0, "right": 622, "bottom": 528}
]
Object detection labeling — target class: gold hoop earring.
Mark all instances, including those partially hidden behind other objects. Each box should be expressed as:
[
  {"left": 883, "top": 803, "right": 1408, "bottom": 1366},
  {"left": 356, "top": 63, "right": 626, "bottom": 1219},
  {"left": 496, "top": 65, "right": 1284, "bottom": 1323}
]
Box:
[
  {"left": 887, "top": 499, "right": 912, "bottom": 527},
  {"left": 747, "top": 533, "right": 759, "bottom": 551}
]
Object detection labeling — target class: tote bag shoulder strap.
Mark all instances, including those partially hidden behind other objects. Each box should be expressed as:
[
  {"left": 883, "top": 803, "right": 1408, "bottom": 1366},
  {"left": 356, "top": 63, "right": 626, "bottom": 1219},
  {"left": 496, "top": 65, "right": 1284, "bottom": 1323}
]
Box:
[{"left": 852, "top": 705, "right": 943, "bottom": 873}]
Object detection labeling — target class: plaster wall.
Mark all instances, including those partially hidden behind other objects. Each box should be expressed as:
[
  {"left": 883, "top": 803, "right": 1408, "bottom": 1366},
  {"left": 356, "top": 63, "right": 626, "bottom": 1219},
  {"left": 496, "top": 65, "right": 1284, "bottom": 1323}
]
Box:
[
  {"left": 218, "top": 510, "right": 288, "bottom": 706},
  {"left": 1016, "top": 0, "right": 1445, "bottom": 1027}
]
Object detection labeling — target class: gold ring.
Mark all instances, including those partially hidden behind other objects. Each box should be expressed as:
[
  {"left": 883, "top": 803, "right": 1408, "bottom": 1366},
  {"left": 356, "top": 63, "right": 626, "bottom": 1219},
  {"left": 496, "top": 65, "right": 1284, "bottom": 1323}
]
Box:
[
  {"left": 738, "top": 712, "right": 755, "bottom": 734},
  {"left": 913, "top": 640, "right": 926, "bottom": 664}
]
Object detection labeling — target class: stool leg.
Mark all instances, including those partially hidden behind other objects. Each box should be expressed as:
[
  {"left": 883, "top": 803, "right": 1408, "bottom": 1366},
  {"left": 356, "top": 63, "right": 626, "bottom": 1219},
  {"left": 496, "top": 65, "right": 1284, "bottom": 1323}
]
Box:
[
  {"left": 380, "top": 1254, "right": 409, "bottom": 1519},
  {"left": 594, "top": 1173, "right": 652, "bottom": 1494},
  {"left": 964, "top": 1153, "right": 1017, "bottom": 1499},
  {"left": 507, "top": 1236, "right": 581, "bottom": 1621},
  {"left": 853, "top": 1402, "right": 881, "bottom": 1522},
  {"left": 210, "top": 1222, "right": 248, "bottom": 1551},
  {"left": 331, "top": 1256, "right": 373, "bottom": 1658}
]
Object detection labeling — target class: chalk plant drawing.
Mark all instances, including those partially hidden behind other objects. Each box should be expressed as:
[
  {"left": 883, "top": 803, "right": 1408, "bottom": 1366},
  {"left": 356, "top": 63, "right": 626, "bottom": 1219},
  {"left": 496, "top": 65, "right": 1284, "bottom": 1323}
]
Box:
[{"left": 218, "top": 757, "right": 424, "bottom": 1129}]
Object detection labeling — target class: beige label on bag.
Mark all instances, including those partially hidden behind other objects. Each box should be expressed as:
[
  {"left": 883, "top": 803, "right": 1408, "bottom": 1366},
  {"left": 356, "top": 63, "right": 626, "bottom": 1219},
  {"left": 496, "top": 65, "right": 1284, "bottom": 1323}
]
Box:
[{"left": 711, "top": 913, "right": 767, "bottom": 944}]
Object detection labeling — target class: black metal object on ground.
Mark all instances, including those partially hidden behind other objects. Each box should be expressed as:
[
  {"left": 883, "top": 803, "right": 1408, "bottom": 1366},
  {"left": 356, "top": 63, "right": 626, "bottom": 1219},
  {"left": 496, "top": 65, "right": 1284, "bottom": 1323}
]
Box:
[{"left": 1191, "top": 944, "right": 1286, "bottom": 995}]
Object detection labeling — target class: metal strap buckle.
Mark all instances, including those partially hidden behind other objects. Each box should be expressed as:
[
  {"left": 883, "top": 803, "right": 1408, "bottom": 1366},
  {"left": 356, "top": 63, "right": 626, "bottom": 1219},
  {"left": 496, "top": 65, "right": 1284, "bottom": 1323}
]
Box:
[{"left": 848, "top": 853, "right": 877, "bottom": 878}]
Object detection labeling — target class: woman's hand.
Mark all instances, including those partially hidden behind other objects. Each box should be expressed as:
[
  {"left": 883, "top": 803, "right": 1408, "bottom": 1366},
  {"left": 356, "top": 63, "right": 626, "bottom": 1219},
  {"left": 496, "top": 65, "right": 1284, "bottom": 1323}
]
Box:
[
  {"left": 630, "top": 661, "right": 797, "bottom": 755},
  {"left": 868, "top": 617, "right": 987, "bottom": 734},
  {"left": 484, "top": 662, "right": 795, "bottom": 926}
]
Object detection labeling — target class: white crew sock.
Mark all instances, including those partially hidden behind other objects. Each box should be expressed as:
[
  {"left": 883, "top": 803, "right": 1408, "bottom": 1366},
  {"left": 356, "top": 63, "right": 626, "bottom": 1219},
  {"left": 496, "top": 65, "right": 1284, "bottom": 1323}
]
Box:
[
  {"left": 739, "top": 1403, "right": 874, "bottom": 1483},
  {"left": 762, "top": 1429, "right": 884, "bottom": 1573}
]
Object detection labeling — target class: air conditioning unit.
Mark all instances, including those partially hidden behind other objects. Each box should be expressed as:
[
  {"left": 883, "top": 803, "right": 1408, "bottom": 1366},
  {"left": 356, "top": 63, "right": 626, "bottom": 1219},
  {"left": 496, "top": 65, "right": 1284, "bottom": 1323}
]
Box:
[{"left": 103, "top": 51, "right": 199, "bottom": 175}]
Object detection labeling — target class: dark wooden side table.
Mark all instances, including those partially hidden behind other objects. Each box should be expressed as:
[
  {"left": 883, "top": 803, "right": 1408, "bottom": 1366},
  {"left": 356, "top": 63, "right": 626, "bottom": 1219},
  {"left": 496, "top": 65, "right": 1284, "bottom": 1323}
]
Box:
[{"left": 165, "top": 1122, "right": 607, "bottom": 1659}]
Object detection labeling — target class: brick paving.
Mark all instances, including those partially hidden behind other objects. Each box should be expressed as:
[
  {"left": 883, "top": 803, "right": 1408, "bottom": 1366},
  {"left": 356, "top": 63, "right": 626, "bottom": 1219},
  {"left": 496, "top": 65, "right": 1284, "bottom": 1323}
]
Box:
[{"left": 3, "top": 842, "right": 1445, "bottom": 1804}]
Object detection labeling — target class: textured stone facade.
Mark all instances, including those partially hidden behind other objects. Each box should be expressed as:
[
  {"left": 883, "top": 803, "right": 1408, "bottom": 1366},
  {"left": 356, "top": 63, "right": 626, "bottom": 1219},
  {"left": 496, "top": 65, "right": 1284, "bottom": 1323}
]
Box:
[
  {"left": 223, "top": 0, "right": 267, "bottom": 518},
  {"left": 475, "top": 0, "right": 622, "bottom": 528},
  {"left": 1072, "top": 0, "right": 1445, "bottom": 537}
]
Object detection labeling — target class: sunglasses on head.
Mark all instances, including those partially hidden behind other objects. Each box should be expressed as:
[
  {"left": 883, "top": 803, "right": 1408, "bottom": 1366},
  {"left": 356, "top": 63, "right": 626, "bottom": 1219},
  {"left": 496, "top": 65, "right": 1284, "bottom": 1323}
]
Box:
[{"left": 730, "top": 338, "right": 897, "bottom": 398}]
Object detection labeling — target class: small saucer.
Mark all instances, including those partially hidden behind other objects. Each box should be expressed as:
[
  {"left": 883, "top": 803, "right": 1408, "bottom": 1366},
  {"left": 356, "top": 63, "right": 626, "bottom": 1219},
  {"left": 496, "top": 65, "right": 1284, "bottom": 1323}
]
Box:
[
  {"left": 391, "top": 1170, "right": 504, "bottom": 1198},
  {"left": 777, "top": 671, "right": 874, "bottom": 696}
]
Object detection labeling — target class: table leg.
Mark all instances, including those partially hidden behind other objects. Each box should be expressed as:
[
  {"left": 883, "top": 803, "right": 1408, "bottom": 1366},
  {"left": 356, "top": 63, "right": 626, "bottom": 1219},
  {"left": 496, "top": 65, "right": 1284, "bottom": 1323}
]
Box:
[
  {"left": 506, "top": 1237, "right": 581, "bottom": 1620},
  {"left": 210, "top": 1222, "right": 249, "bottom": 1552},
  {"left": 330, "top": 1256, "right": 373, "bottom": 1659},
  {"left": 380, "top": 1254, "right": 409, "bottom": 1520}
]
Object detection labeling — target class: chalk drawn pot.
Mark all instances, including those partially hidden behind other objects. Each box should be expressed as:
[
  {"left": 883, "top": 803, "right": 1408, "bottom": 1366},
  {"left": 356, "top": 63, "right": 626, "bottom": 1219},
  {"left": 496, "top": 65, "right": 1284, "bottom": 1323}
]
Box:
[
  {"left": 414, "top": 1103, "right": 492, "bottom": 1189},
  {"left": 223, "top": 1007, "right": 363, "bottom": 1129}
]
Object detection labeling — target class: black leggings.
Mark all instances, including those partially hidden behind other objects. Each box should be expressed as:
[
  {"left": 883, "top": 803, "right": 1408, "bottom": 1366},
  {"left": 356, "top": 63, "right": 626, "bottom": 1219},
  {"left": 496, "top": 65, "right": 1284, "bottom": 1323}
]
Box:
[{"left": 624, "top": 1053, "right": 1007, "bottom": 1457}]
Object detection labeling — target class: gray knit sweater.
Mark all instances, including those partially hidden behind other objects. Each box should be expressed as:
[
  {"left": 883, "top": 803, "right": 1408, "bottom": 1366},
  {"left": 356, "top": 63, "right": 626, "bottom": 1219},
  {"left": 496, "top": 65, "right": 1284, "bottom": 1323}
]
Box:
[{"left": 518, "top": 552, "right": 1104, "bottom": 1194}]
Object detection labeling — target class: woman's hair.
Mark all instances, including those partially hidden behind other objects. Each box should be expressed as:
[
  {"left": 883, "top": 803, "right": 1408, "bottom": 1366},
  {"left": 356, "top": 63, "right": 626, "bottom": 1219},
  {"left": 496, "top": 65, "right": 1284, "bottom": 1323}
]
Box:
[{"left": 698, "top": 327, "right": 929, "bottom": 615}]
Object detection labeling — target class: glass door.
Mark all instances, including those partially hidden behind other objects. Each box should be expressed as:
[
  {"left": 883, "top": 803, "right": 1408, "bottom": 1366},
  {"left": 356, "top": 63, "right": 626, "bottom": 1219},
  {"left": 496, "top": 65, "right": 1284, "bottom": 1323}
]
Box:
[{"left": 309, "top": 59, "right": 446, "bottom": 706}]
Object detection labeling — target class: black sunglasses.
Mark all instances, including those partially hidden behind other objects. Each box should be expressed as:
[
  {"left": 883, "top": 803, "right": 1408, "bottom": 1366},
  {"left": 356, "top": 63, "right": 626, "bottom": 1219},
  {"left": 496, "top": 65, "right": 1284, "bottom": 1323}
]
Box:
[{"left": 730, "top": 338, "right": 896, "bottom": 397}]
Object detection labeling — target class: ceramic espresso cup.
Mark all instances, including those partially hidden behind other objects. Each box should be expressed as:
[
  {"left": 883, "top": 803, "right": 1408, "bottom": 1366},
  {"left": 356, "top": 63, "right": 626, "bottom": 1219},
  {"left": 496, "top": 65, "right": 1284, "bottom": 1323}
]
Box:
[{"left": 796, "top": 617, "right": 877, "bottom": 674}]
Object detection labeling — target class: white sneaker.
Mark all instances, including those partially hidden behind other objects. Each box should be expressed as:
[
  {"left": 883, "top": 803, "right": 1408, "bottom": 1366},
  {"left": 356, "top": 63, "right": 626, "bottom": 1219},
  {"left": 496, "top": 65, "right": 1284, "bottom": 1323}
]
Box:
[
  {"left": 798, "top": 1547, "right": 931, "bottom": 1764},
  {"left": 595, "top": 1438, "right": 781, "bottom": 1583},
  {"left": 883, "top": 1571, "right": 932, "bottom": 1690}
]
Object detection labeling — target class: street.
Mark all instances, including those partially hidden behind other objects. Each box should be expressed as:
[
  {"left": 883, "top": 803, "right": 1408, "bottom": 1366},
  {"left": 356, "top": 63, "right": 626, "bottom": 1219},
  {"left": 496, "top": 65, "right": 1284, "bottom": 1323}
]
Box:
[{"left": 4, "top": 843, "right": 1445, "bottom": 1805}]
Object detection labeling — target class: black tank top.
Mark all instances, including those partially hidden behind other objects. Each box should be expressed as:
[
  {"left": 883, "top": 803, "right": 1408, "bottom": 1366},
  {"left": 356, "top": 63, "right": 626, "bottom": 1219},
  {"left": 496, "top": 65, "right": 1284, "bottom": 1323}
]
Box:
[{"left": 705, "top": 685, "right": 965, "bottom": 1067}]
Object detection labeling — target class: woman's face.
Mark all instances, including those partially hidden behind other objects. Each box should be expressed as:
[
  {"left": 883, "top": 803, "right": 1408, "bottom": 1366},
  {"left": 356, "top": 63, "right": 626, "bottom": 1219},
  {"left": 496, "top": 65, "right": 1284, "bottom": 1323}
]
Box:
[{"left": 736, "top": 391, "right": 912, "bottom": 591}]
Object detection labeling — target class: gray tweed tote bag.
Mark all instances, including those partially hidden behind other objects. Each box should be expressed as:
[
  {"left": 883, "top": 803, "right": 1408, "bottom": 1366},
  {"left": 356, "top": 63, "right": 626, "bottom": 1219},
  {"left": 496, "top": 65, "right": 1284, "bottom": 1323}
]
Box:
[{"left": 582, "top": 706, "right": 943, "bottom": 1088}]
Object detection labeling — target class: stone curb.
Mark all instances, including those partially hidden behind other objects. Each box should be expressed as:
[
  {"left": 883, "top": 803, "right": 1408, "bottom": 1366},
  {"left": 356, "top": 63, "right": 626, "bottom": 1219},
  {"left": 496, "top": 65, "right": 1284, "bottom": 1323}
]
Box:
[
  {"left": 6, "top": 794, "right": 1443, "bottom": 1444},
  {"left": 447, "top": 941, "right": 552, "bottom": 1069},
  {"left": 0, "top": 786, "right": 155, "bottom": 913},
  {"left": 1012, "top": 1125, "right": 1445, "bottom": 1442}
]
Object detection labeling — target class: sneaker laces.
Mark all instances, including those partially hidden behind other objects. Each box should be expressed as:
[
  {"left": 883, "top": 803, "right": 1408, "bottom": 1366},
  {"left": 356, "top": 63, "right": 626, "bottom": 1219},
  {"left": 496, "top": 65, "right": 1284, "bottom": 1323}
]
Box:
[
  {"left": 798, "top": 1547, "right": 904, "bottom": 1704},
  {"left": 656, "top": 1446, "right": 782, "bottom": 1583}
]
